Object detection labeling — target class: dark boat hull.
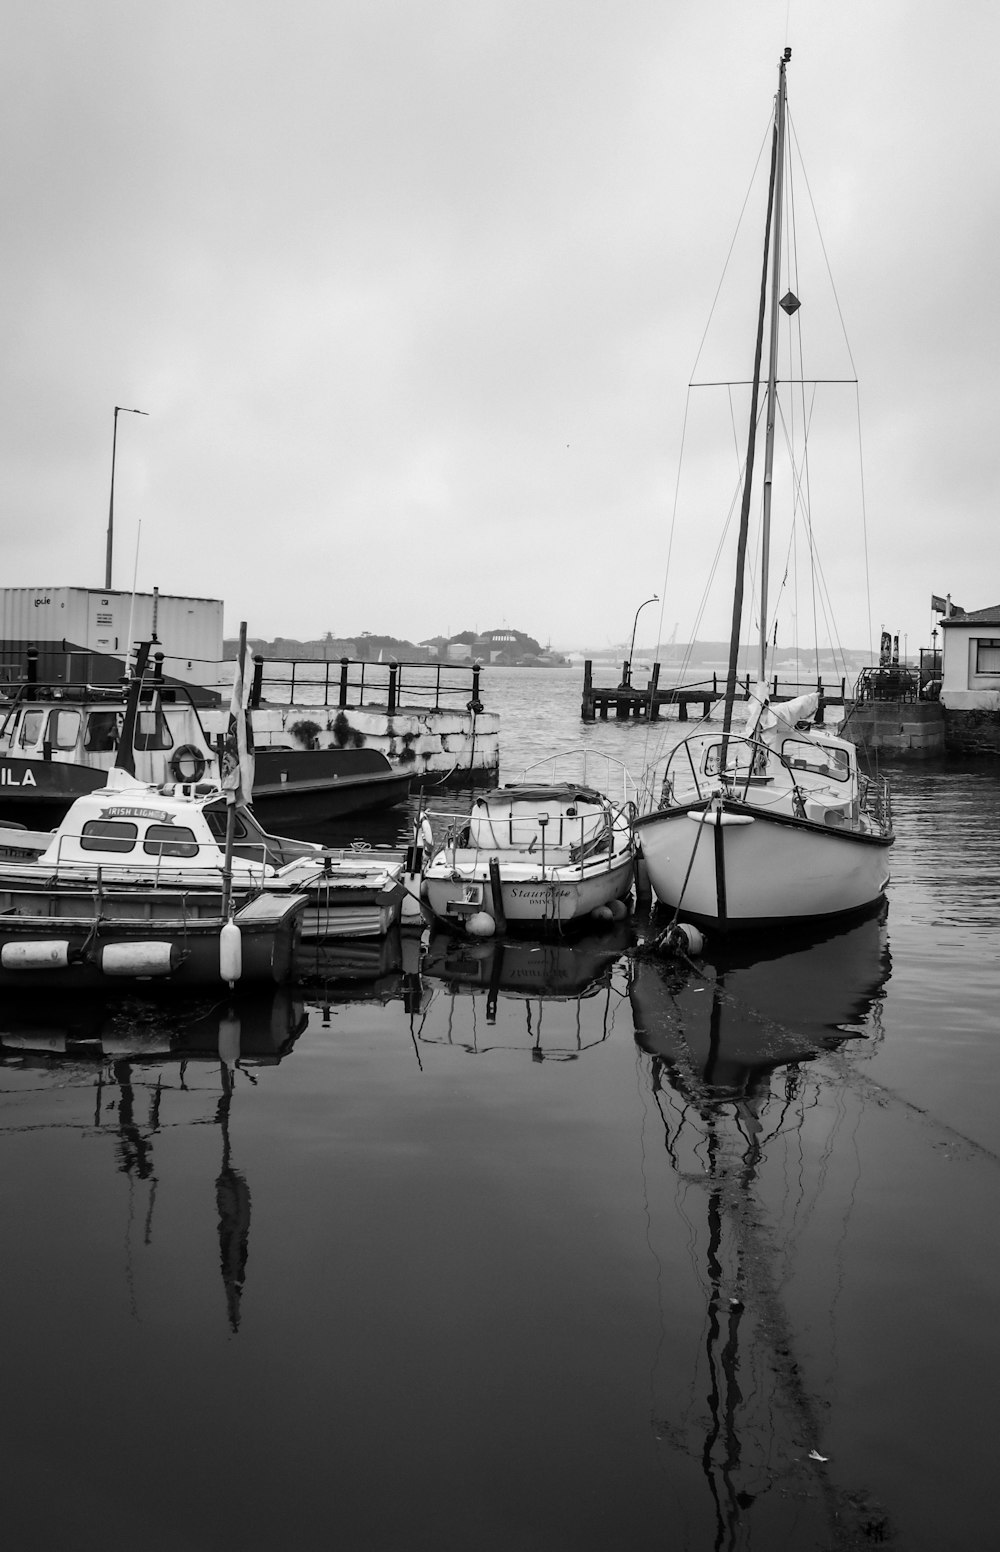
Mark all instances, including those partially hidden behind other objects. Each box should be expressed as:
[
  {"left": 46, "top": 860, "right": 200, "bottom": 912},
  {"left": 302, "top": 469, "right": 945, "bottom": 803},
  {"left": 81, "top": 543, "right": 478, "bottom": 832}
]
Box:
[
  {"left": 249, "top": 748, "right": 413, "bottom": 829},
  {"left": 0, "top": 893, "right": 304, "bottom": 989},
  {"left": 0, "top": 748, "right": 412, "bottom": 832}
]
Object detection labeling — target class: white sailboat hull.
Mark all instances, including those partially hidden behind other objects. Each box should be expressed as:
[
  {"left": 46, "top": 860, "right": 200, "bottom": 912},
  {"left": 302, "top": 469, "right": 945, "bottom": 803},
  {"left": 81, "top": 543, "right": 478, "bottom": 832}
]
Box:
[{"left": 635, "top": 802, "right": 891, "bottom": 931}]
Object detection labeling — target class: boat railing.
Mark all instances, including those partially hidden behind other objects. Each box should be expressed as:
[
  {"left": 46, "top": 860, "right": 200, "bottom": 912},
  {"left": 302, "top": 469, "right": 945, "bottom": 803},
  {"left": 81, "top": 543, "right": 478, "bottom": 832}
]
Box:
[
  {"left": 645, "top": 732, "right": 884, "bottom": 832},
  {"left": 416, "top": 801, "right": 624, "bottom": 880},
  {"left": 517, "top": 748, "right": 640, "bottom": 810},
  {"left": 858, "top": 772, "right": 893, "bottom": 834},
  {"left": 640, "top": 735, "right": 721, "bottom": 810}
]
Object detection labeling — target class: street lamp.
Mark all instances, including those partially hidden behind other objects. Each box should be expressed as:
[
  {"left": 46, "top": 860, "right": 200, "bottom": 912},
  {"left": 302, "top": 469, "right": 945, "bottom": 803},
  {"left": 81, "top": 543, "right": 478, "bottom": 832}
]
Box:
[
  {"left": 105, "top": 405, "right": 149, "bottom": 589},
  {"left": 625, "top": 595, "right": 658, "bottom": 687}
]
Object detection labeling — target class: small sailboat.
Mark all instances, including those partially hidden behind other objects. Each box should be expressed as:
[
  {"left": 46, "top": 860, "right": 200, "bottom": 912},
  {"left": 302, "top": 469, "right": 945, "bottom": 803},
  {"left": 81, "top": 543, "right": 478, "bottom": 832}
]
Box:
[
  {"left": 420, "top": 751, "right": 636, "bottom": 934},
  {"left": 635, "top": 50, "right": 893, "bottom": 932}
]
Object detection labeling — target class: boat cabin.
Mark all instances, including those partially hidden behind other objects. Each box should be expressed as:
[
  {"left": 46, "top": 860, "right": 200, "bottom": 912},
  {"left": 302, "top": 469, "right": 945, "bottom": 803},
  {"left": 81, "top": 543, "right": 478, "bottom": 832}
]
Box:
[
  {"left": 466, "top": 786, "right": 612, "bottom": 853},
  {"left": 663, "top": 711, "right": 868, "bottom": 832},
  {"left": 30, "top": 779, "right": 276, "bottom": 885},
  {"left": 0, "top": 688, "right": 216, "bottom": 784}
]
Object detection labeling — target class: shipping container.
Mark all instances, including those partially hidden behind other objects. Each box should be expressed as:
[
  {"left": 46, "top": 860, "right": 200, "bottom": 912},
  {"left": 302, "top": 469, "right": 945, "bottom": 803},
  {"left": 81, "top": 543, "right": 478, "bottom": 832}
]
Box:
[{"left": 0, "top": 587, "right": 224, "bottom": 691}]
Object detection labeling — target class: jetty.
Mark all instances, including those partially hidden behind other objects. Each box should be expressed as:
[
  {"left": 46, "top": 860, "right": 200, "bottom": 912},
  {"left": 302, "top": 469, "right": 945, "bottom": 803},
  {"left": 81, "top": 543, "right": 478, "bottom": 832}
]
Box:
[{"left": 581, "top": 659, "right": 850, "bottom": 722}]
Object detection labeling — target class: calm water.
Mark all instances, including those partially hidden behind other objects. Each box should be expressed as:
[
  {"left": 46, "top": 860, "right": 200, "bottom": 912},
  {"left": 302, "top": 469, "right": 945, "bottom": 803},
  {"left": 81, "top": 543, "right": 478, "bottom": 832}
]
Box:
[{"left": 1, "top": 667, "right": 997, "bottom": 1551}]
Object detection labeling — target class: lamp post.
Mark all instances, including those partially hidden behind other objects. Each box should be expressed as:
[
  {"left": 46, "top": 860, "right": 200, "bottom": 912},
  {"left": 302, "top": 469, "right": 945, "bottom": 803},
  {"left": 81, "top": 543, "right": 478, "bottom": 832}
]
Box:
[
  {"left": 105, "top": 405, "right": 149, "bottom": 589},
  {"left": 625, "top": 595, "right": 658, "bottom": 687}
]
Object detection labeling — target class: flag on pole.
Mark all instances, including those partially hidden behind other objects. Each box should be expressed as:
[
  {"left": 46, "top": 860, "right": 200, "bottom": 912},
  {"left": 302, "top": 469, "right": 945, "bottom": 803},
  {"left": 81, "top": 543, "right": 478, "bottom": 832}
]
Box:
[
  {"left": 221, "top": 636, "right": 255, "bottom": 804},
  {"left": 931, "top": 594, "right": 948, "bottom": 613}
]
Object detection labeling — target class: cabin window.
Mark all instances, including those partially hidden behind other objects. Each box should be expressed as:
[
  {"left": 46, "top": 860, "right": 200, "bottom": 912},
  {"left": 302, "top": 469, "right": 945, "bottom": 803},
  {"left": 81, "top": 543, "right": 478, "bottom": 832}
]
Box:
[
  {"left": 781, "top": 738, "right": 850, "bottom": 781},
  {"left": 704, "top": 742, "right": 755, "bottom": 777},
  {"left": 143, "top": 824, "right": 199, "bottom": 859},
  {"left": 46, "top": 709, "right": 81, "bottom": 750},
  {"left": 975, "top": 639, "right": 1000, "bottom": 674},
  {"left": 17, "top": 711, "right": 45, "bottom": 749},
  {"left": 134, "top": 707, "right": 174, "bottom": 752},
  {"left": 80, "top": 820, "right": 138, "bottom": 853},
  {"left": 205, "top": 801, "right": 275, "bottom": 864},
  {"left": 84, "top": 711, "right": 122, "bottom": 752},
  {"left": 205, "top": 808, "right": 250, "bottom": 843}
]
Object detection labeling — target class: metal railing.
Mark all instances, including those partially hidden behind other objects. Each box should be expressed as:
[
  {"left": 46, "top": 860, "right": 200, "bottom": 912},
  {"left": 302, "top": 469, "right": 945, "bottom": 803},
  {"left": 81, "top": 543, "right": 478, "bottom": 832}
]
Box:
[
  {"left": 228, "top": 655, "right": 487, "bottom": 715},
  {"left": 0, "top": 645, "right": 489, "bottom": 719}
]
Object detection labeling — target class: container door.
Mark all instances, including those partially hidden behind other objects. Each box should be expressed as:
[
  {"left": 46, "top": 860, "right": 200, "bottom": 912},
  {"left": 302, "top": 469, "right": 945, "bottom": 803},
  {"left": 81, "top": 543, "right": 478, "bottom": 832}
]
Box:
[{"left": 86, "top": 594, "right": 122, "bottom": 655}]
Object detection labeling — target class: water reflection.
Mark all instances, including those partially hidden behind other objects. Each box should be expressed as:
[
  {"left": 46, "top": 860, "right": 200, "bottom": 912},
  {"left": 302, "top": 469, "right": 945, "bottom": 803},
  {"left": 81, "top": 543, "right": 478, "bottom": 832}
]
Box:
[
  {"left": 418, "top": 926, "right": 633, "bottom": 1058},
  {"left": 629, "top": 911, "right": 892, "bottom": 1545},
  {"left": 0, "top": 990, "right": 307, "bottom": 1333}
]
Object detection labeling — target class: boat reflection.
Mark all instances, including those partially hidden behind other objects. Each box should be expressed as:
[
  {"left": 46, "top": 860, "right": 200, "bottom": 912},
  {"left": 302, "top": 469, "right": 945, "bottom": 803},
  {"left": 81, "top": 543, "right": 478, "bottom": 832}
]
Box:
[
  {"left": 633, "top": 907, "right": 891, "bottom": 1092},
  {"left": 0, "top": 987, "right": 308, "bottom": 1065},
  {"left": 0, "top": 989, "right": 308, "bottom": 1333},
  {"left": 418, "top": 926, "right": 632, "bottom": 1059},
  {"left": 630, "top": 909, "right": 891, "bottom": 1544}
]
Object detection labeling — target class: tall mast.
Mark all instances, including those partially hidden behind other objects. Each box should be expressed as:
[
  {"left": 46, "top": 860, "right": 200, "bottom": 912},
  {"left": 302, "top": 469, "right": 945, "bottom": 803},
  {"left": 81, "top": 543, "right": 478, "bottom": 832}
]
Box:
[
  {"left": 758, "top": 47, "right": 791, "bottom": 683},
  {"left": 720, "top": 58, "right": 781, "bottom": 737}
]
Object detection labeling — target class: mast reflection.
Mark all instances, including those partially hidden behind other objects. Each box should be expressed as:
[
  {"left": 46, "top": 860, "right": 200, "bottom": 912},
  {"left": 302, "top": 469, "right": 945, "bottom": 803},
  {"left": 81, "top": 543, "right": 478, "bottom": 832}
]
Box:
[
  {"left": 630, "top": 909, "right": 891, "bottom": 1545},
  {"left": 0, "top": 990, "right": 307, "bottom": 1333}
]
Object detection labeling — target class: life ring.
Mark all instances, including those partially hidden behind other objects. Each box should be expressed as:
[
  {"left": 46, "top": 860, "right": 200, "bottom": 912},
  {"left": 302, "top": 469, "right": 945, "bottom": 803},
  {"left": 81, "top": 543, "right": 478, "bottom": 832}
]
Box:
[{"left": 169, "top": 744, "right": 207, "bottom": 783}]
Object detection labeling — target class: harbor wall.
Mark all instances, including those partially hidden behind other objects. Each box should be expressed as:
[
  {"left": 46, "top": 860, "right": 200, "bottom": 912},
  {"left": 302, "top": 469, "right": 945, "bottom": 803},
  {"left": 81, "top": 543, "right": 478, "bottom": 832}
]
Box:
[
  {"left": 202, "top": 702, "right": 501, "bottom": 787},
  {"left": 942, "top": 706, "right": 1000, "bottom": 756},
  {"left": 838, "top": 701, "right": 946, "bottom": 758},
  {"left": 840, "top": 701, "right": 1000, "bottom": 759}
]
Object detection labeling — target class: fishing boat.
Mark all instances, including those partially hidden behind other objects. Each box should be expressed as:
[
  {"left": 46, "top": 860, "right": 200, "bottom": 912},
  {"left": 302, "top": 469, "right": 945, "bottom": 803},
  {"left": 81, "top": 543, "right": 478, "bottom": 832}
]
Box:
[
  {"left": 0, "top": 644, "right": 412, "bottom": 834},
  {"left": 0, "top": 767, "right": 406, "bottom": 988},
  {"left": 420, "top": 751, "right": 636, "bottom": 934},
  {"left": 634, "top": 50, "right": 893, "bottom": 932}
]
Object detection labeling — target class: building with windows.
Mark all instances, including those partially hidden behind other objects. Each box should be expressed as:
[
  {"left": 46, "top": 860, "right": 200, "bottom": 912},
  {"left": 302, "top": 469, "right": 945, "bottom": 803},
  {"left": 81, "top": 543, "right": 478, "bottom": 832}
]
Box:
[{"left": 939, "top": 604, "right": 1000, "bottom": 710}]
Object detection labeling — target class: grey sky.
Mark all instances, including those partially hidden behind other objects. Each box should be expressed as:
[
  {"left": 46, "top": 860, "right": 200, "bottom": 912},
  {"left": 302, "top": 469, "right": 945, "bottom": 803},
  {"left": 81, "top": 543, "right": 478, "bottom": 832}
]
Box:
[{"left": 3, "top": 1, "right": 996, "bottom": 662}]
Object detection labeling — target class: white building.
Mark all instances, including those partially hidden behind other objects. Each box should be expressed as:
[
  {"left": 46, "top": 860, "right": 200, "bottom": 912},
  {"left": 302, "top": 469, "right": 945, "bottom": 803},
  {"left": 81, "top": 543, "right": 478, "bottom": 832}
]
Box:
[{"left": 940, "top": 603, "right": 1000, "bottom": 710}]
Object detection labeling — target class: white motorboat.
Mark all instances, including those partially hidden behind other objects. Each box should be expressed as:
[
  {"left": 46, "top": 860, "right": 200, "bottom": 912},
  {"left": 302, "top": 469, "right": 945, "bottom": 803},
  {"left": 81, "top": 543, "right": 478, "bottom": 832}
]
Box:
[
  {"left": 420, "top": 752, "right": 636, "bottom": 934},
  {"left": 0, "top": 768, "right": 405, "bottom": 990},
  {"left": 635, "top": 50, "right": 893, "bottom": 932}
]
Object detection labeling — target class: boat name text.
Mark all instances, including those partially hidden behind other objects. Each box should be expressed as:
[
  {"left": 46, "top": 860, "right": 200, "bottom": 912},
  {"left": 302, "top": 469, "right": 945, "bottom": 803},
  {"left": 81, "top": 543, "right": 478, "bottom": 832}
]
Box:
[{"left": 0, "top": 766, "right": 37, "bottom": 786}]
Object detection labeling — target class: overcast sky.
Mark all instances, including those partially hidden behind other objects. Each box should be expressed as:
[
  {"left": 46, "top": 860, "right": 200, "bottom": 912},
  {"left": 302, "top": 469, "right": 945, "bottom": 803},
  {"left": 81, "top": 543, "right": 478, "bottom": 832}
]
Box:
[{"left": 3, "top": 1, "right": 997, "bottom": 661}]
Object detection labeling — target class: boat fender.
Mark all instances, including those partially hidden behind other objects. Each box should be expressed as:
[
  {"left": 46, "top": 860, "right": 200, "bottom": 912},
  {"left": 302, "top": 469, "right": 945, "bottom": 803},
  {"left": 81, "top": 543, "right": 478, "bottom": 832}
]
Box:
[
  {"left": 101, "top": 941, "right": 177, "bottom": 977},
  {"left": 1, "top": 940, "right": 72, "bottom": 970},
  {"left": 218, "top": 1013, "right": 241, "bottom": 1065},
  {"left": 219, "top": 919, "right": 243, "bottom": 985},
  {"left": 169, "top": 744, "right": 207, "bottom": 783},
  {"left": 591, "top": 904, "right": 614, "bottom": 924},
  {"left": 466, "top": 911, "right": 495, "bottom": 939},
  {"left": 607, "top": 898, "right": 630, "bottom": 922},
  {"left": 660, "top": 922, "right": 705, "bottom": 958}
]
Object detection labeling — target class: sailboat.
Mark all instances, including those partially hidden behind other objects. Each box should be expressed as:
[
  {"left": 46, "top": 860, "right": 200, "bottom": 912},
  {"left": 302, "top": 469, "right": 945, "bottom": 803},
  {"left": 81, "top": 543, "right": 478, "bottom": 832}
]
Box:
[{"left": 634, "top": 49, "right": 893, "bottom": 932}]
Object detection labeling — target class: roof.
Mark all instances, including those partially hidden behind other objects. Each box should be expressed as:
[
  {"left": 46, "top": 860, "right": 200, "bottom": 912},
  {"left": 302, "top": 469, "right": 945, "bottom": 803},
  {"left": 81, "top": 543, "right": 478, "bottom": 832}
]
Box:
[{"left": 941, "top": 604, "right": 1000, "bottom": 626}]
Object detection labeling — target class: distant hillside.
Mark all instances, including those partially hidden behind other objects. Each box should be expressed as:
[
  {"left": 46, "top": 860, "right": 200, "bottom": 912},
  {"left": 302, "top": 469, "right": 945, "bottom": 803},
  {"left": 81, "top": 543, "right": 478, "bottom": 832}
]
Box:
[
  {"left": 225, "top": 627, "right": 566, "bottom": 666},
  {"left": 570, "top": 641, "right": 886, "bottom": 675}
]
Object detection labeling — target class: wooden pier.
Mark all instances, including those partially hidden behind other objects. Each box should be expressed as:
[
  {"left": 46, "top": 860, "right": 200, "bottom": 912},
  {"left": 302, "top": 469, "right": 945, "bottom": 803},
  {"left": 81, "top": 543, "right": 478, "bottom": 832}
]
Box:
[{"left": 581, "top": 659, "right": 849, "bottom": 722}]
